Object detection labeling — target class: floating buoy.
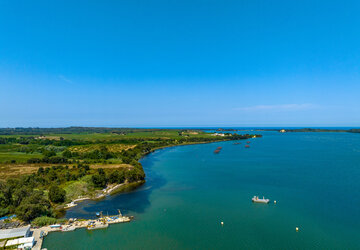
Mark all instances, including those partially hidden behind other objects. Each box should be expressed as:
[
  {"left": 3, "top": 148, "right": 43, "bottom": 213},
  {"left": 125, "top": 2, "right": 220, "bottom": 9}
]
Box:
[
  {"left": 274, "top": 200, "right": 277, "bottom": 204},
  {"left": 296, "top": 227, "right": 299, "bottom": 232},
  {"left": 221, "top": 221, "right": 224, "bottom": 226}
]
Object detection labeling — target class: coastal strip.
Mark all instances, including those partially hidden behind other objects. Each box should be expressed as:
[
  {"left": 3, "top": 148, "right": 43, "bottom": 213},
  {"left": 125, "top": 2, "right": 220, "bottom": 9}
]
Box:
[{"left": 32, "top": 214, "right": 131, "bottom": 250}]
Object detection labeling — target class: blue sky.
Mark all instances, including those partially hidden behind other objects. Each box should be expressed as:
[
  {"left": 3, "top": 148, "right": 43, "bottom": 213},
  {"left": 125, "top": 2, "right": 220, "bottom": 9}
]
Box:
[{"left": 1, "top": 0, "right": 359, "bottom": 127}]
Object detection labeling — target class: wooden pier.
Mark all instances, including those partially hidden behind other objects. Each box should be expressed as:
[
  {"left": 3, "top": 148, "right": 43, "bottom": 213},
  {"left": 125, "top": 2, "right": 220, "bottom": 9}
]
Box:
[{"left": 32, "top": 214, "right": 131, "bottom": 250}]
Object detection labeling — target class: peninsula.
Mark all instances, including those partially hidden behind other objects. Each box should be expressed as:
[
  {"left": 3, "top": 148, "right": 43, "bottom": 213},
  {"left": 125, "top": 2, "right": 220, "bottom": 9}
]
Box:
[
  {"left": 0, "top": 127, "right": 261, "bottom": 226},
  {"left": 214, "top": 128, "right": 360, "bottom": 133}
]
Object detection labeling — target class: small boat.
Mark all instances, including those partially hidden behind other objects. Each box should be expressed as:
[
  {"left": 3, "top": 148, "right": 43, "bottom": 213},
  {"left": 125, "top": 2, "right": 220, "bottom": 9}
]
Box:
[
  {"left": 252, "top": 196, "right": 270, "bottom": 204},
  {"left": 65, "top": 202, "right": 77, "bottom": 209},
  {"left": 233, "top": 142, "right": 241, "bottom": 145},
  {"left": 214, "top": 147, "right": 222, "bottom": 154},
  {"left": 62, "top": 226, "right": 76, "bottom": 232},
  {"left": 245, "top": 145, "right": 250, "bottom": 148},
  {"left": 50, "top": 224, "right": 61, "bottom": 228},
  {"left": 87, "top": 223, "right": 108, "bottom": 230},
  {"left": 246, "top": 141, "right": 251, "bottom": 144}
]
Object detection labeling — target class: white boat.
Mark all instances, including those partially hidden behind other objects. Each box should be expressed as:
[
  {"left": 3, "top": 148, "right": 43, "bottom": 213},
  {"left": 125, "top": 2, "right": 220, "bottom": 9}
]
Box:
[
  {"left": 50, "top": 224, "right": 61, "bottom": 228},
  {"left": 87, "top": 223, "right": 108, "bottom": 230},
  {"left": 65, "top": 202, "right": 78, "bottom": 209},
  {"left": 62, "top": 226, "right": 76, "bottom": 232},
  {"left": 252, "top": 196, "right": 270, "bottom": 204}
]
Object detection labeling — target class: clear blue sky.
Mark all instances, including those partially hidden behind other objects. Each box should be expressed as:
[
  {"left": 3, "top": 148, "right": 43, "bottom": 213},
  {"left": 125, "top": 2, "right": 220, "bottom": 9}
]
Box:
[{"left": 1, "top": 0, "right": 359, "bottom": 127}]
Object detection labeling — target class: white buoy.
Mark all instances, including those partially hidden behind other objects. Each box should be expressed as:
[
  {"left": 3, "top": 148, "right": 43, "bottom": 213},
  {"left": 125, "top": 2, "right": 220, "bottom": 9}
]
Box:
[
  {"left": 221, "top": 221, "right": 224, "bottom": 226},
  {"left": 274, "top": 200, "right": 277, "bottom": 204},
  {"left": 296, "top": 227, "right": 299, "bottom": 232}
]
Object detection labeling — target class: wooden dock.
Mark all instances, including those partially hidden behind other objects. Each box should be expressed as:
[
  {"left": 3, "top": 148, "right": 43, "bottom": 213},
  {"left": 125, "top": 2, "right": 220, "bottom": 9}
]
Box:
[{"left": 32, "top": 215, "right": 131, "bottom": 249}]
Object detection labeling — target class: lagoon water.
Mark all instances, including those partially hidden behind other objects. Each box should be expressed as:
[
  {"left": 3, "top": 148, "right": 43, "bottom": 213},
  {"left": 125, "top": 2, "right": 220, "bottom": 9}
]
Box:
[{"left": 43, "top": 132, "right": 360, "bottom": 249}]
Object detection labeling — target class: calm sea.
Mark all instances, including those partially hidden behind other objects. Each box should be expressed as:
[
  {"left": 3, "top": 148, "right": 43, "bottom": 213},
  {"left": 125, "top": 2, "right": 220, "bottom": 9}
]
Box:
[{"left": 43, "top": 131, "right": 360, "bottom": 249}]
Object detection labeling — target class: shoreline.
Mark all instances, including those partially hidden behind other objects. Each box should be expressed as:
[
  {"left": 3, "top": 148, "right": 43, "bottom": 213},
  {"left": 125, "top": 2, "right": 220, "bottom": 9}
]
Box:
[
  {"left": 64, "top": 180, "right": 145, "bottom": 209},
  {"left": 64, "top": 137, "right": 258, "bottom": 209},
  {"left": 64, "top": 139, "right": 247, "bottom": 209},
  {"left": 213, "top": 128, "right": 360, "bottom": 133},
  {"left": 40, "top": 135, "right": 261, "bottom": 249}
]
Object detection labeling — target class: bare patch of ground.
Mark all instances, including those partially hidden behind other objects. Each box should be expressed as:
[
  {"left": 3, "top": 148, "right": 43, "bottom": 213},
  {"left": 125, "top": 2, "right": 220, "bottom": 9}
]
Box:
[
  {"left": 69, "top": 144, "right": 136, "bottom": 153},
  {"left": 89, "top": 163, "right": 133, "bottom": 169}
]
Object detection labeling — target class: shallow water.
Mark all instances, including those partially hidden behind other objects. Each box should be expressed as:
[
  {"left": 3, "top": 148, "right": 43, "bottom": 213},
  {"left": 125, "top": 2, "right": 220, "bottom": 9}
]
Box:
[{"left": 43, "top": 132, "right": 360, "bottom": 249}]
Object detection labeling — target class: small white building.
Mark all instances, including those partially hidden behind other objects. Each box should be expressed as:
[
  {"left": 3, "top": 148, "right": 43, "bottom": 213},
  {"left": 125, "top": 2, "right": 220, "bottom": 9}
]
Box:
[
  {"left": 212, "top": 133, "right": 225, "bottom": 137},
  {"left": 5, "top": 236, "right": 34, "bottom": 249},
  {"left": 0, "top": 225, "right": 31, "bottom": 240}
]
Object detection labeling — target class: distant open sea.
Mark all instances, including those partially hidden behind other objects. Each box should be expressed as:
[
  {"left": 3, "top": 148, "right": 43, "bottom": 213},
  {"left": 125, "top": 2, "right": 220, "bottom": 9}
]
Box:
[{"left": 43, "top": 131, "right": 360, "bottom": 249}]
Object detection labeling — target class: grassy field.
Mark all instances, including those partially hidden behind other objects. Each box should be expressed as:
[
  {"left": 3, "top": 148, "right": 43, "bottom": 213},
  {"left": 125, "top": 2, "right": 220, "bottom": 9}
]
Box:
[
  {"left": 0, "top": 130, "right": 217, "bottom": 165},
  {"left": 0, "top": 129, "right": 224, "bottom": 177},
  {"left": 69, "top": 144, "right": 136, "bottom": 153},
  {"left": 0, "top": 152, "right": 43, "bottom": 163},
  {"left": 51, "top": 131, "right": 205, "bottom": 140},
  {"left": 0, "top": 130, "right": 211, "bottom": 140},
  {"left": 0, "top": 163, "right": 41, "bottom": 179},
  {"left": 0, "top": 128, "right": 248, "bottom": 179}
]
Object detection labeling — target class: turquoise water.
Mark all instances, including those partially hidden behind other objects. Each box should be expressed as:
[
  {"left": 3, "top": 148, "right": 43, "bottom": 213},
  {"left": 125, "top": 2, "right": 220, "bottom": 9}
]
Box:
[{"left": 43, "top": 132, "right": 360, "bottom": 249}]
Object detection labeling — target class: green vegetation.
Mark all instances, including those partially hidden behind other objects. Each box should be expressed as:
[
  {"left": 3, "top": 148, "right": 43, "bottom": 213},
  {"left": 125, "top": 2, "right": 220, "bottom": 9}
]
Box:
[
  {"left": 49, "top": 185, "right": 66, "bottom": 203},
  {"left": 31, "top": 216, "right": 57, "bottom": 227},
  {"left": 0, "top": 127, "right": 261, "bottom": 223}
]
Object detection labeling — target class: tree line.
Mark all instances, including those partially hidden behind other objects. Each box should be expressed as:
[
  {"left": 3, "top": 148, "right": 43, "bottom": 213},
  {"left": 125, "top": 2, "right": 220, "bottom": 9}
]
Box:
[{"left": 0, "top": 164, "right": 144, "bottom": 222}]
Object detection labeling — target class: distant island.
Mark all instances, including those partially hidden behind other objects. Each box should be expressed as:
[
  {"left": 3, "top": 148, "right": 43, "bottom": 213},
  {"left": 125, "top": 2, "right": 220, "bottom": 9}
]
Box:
[
  {"left": 0, "top": 127, "right": 261, "bottom": 226},
  {"left": 282, "top": 128, "right": 360, "bottom": 133},
  {"left": 214, "top": 128, "right": 360, "bottom": 133}
]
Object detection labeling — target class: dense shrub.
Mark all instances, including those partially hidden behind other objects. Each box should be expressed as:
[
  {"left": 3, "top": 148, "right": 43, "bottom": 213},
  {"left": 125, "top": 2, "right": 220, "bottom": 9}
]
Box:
[
  {"left": 15, "top": 190, "right": 52, "bottom": 221},
  {"left": 91, "top": 169, "right": 107, "bottom": 188},
  {"left": 108, "top": 170, "right": 125, "bottom": 184},
  {"left": 48, "top": 186, "right": 66, "bottom": 203},
  {"left": 32, "top": 216, "right": 57, "bottom": 227},
  {"left": 27, "top": 158, "right": 42, "bottom": 164},
  {"left": 0, "top": 207, "right": 9, "bottom": 217}
]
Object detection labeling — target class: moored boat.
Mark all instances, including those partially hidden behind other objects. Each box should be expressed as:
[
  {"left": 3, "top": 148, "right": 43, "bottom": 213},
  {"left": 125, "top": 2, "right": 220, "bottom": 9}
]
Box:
[
  {"left": 87, "top": 223, "right": 109, "bottom": 230},
  {"left": 62, "top": 226, "right": 76, "bottom": 232},
  {"left": 252, "top": 196, "right": 270, "bottom": 204},
  {"left": 214, "top": 146, "right": 222, "bottom": 153},
  {"left": 50, "top": 224, "right": 61, "bottom": 229}
]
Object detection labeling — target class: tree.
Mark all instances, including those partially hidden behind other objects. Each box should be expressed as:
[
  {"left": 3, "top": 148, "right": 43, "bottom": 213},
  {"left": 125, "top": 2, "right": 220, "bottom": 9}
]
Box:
[
  {"left": 43, "top": 150, "right": 56, "bottom": 158},
  {"left": 48, "top": 185, "right": 66, "bottom": 203},
  {"left": 37, "top": 166, "right": 45, "bottom": 175},
  {"left": 91, "top": 168, "right": 107, "bottom": 188},
  {"left": 13, "top": 186, "right": 30, "bottom": 207},
  {"left": 62, "top": 150, "right": 72, "bottom": 158},
  {"left": 108, "top": 170, "right": 125, "bottom": 184},
  {"left": 125, "top": 168, "right": 145, "bottom": 182},
  {"left": 0, "top": 207, "right": 9, "bottom": 217},
  {"left": 15, "top": 190, "right": 52, "bottom": 221}
]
